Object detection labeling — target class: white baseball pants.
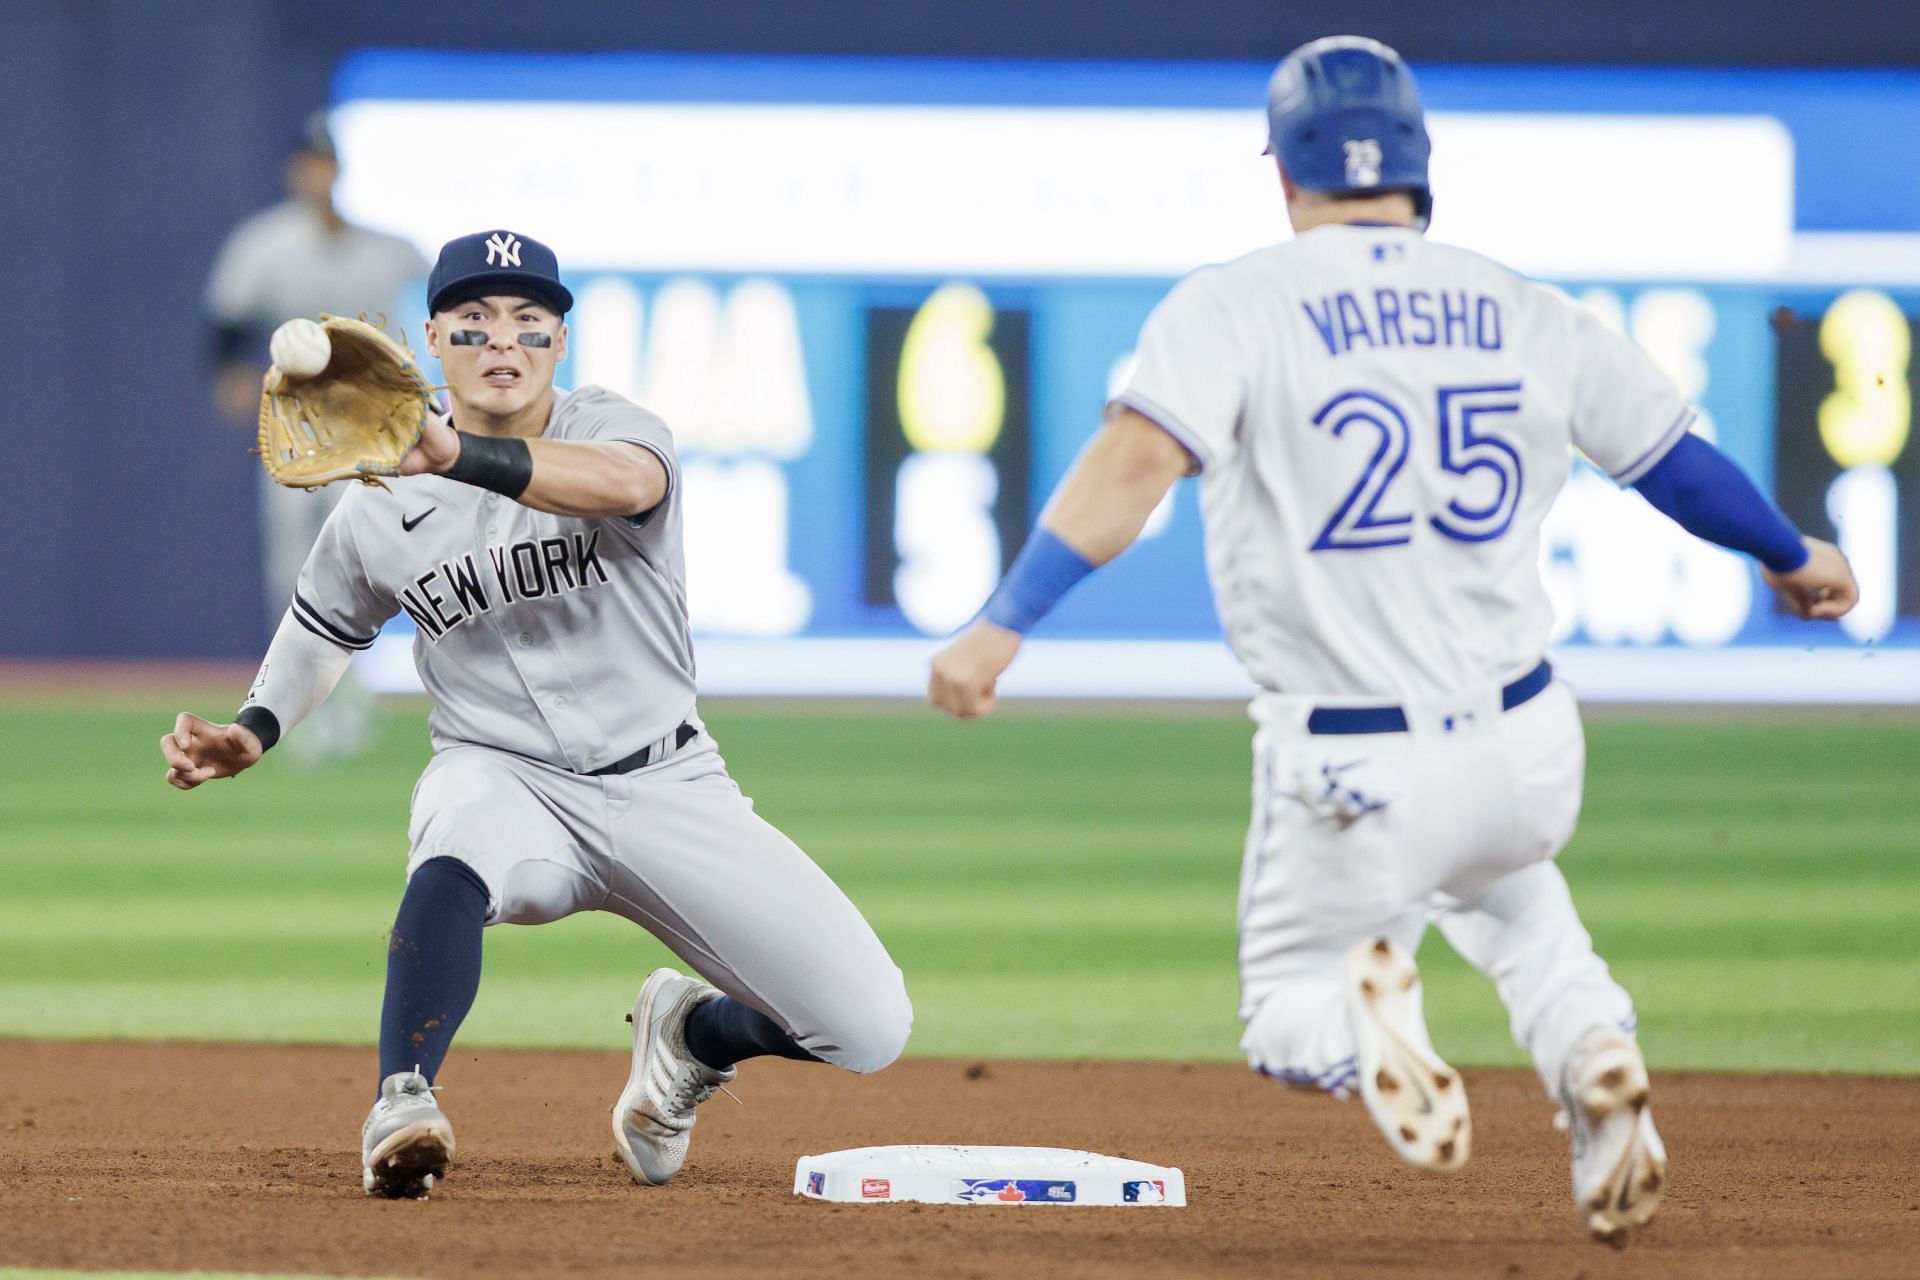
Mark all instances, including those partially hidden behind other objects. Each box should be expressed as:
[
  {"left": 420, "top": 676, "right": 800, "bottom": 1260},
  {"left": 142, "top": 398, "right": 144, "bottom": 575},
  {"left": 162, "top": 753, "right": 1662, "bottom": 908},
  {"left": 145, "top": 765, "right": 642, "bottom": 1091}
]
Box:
[
  {"left": 1236, "top": 677, "right": 1636, "bottom": 1097},
  {"left": 405, "top": 726, "right": 912, "bottom": 1074}
]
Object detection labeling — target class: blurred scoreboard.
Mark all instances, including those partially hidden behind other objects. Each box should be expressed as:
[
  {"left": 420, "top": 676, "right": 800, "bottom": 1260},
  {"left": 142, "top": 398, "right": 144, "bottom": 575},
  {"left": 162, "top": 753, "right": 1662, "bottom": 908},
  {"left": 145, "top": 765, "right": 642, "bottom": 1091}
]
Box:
[{"left": 332, "top": 53, "right": 1920, "bottom": 701}]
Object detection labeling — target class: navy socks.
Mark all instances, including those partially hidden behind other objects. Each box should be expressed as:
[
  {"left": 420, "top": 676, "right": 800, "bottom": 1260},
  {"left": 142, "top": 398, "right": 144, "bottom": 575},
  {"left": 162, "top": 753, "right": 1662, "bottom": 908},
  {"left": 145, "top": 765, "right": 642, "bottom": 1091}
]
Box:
[
  {"left": 685, "top": 995, "right": 820, "bottom": 1071},
  {"left": 378, "top": 856, "right": 488, "bottom": 1089},
  {"left": 375, "top": 856, "right": 814, "bottom": 1083}
]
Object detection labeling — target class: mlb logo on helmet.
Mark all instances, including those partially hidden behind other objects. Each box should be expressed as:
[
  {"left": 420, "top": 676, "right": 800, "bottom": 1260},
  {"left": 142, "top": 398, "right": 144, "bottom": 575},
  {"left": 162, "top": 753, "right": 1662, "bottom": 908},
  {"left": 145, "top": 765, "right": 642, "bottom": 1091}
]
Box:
[{"left": 861, "top": 1177, "right": 891, "bottom": 1199}]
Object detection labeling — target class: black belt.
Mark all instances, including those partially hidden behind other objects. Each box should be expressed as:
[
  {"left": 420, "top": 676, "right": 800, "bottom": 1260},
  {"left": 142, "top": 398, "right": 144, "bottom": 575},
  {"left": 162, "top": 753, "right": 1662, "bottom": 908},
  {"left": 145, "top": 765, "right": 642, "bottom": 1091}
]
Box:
[
  {"left": 589, "top": 722, "right": 698, "bottom": 775},
  {"left": 1305, "top": 660, "right": 1554, "bottom": 736}
]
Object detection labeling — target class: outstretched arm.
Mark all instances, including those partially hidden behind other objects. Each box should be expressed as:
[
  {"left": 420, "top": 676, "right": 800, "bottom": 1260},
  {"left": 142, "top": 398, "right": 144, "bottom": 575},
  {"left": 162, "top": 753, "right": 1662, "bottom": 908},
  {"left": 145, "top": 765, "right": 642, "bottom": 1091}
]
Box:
[
  {"left": 1631, "top": 433, "right": 1858, "bottom": 620},
  {"left": 928, "top": 407, "right": 1192, "bottom": 718},
  {"left": 160, "top": 611, "right": 356, "bottom": 790},
  {"left": 400, "top": 410, "right": 667, "bottom": 520}
]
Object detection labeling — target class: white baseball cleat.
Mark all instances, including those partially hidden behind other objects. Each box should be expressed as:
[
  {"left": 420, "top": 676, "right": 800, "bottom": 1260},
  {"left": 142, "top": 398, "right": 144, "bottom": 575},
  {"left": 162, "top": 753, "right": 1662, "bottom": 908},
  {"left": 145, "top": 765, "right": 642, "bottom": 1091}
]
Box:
[
  {"left": 1558, "top": 1031, "right": 1667, "bottom": 1246},
  {"left": 361, "top": 1069, "right": 455, "bottom": 1199},
  {"left": 611, "top": 967, "right": 736, "bottom": 1186},
  {"left": 1345, "top": 937, "right": 1471, "bottom": 1172}
]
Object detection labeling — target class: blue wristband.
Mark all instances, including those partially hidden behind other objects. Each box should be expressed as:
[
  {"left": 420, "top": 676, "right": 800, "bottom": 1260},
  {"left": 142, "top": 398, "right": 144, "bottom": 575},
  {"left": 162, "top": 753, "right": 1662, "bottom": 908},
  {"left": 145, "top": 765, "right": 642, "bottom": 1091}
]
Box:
[
  {"left": 980, "top": 528, "right": 1096, "bottom": 634},
  {"left": 1632, "top": 433, "right": 1809, "bottom": 574}
]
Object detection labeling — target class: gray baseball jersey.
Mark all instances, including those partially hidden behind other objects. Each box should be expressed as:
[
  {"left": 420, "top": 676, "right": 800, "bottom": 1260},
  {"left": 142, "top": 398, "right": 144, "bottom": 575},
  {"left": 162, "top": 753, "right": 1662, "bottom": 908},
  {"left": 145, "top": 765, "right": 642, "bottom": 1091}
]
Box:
[
  {"left": 263, "top": 382, "right": 910, "bottom": 1074},
  {"left": 206, "top": 201, "right": 429, "bottom": 344},
  {"left": 293, "top": 385, "right": 694, "bottom": 771}
]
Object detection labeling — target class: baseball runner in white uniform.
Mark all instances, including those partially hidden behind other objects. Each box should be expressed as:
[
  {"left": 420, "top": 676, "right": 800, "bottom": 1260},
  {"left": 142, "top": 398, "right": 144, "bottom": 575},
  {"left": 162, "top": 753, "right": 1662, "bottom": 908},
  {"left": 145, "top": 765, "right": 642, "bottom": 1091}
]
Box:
[
  {"left": 930, "top": 37, "right": 1858, "bottom": 1244},
  {"left": 165, "top": 229, "right": 912, "bottom": 1198}
]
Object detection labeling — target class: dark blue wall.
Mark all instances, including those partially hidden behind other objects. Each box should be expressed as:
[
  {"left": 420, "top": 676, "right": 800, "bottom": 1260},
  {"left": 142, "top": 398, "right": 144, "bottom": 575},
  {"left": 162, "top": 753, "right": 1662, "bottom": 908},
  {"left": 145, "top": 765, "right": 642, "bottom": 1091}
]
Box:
[{"left": 2, "top": 0, "right": 1909, "bottom": 658}]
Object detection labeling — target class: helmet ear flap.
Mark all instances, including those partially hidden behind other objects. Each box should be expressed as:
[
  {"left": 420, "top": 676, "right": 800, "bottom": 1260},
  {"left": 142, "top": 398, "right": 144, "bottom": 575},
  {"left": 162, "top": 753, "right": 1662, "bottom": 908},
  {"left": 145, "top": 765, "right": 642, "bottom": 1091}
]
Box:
[{"left": 1411, "top": 188, "right": 1434, "bottom": 231}]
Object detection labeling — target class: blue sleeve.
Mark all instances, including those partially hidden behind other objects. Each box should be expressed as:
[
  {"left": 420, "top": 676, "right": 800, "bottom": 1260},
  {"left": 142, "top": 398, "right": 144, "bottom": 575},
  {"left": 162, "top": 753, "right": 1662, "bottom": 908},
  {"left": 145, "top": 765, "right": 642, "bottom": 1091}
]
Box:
[{"left": 1630, "top": 433, "right": 1809, "bottom": 574}]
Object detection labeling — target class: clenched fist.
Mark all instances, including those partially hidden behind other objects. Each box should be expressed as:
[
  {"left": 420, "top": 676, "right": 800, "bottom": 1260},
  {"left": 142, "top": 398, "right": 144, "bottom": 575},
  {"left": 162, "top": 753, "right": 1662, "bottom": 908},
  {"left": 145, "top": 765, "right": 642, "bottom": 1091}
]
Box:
[
  {"left": 928, "top": 620, "right": 1024, "bottom": 719},
  {"left": 1762, "top": 537, "right": 1859, "bottom": 621},
  {"left": 160, "top": 712, "right": 264, "bottom": 790}
]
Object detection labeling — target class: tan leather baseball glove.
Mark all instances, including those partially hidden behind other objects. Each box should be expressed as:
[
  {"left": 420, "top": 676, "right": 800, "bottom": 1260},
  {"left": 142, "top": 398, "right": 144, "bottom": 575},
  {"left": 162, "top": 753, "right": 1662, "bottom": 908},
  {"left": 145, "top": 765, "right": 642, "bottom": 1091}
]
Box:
[{"left": 257, "top": 315, "right": 436, "bottom": 489}]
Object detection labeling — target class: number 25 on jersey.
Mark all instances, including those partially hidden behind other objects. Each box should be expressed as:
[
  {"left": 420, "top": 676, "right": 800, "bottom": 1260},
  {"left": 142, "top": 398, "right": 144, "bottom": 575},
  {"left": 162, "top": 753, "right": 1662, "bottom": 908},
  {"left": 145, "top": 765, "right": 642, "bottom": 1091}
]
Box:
[{"left": 1309, "top": 382, "right": 1525, "bottom": 552}]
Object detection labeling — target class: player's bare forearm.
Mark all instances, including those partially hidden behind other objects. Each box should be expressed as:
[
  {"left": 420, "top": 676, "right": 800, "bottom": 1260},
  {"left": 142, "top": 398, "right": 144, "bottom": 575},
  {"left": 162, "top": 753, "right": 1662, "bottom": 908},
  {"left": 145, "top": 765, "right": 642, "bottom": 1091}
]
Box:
[
  {"left": 929, "top": 407, "right": 1188, "bottom": 719},
  {"left": 407, "top": 410, "right": 667, "bottom": 519},
  {"left": 515, "top": 439, "right": 668, "bottom": 519},
  {"left": 1038, "top": 407, "right": 1191, "bottom": 562}
]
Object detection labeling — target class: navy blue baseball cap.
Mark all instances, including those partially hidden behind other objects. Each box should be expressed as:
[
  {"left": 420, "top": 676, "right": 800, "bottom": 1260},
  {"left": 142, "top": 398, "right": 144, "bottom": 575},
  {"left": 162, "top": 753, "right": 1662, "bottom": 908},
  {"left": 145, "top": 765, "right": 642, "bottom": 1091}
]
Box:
[{"left": 427, "top": 229, "right": 574, "bottom": 316}]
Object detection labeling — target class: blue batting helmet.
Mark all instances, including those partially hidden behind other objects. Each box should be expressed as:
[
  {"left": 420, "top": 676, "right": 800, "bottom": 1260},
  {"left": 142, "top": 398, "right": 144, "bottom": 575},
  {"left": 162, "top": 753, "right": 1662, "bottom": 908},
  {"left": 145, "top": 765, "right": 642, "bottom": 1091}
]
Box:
[{"left": 1265, "top": 36, "right": 1432, "bottom": 226}]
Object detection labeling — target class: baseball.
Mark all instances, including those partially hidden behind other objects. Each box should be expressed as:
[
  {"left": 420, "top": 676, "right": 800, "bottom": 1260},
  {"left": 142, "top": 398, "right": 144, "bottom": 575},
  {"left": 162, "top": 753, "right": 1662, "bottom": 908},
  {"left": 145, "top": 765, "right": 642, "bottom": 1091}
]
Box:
[{"left": 270, "top": 318, "right": 331, "bottom": 380}]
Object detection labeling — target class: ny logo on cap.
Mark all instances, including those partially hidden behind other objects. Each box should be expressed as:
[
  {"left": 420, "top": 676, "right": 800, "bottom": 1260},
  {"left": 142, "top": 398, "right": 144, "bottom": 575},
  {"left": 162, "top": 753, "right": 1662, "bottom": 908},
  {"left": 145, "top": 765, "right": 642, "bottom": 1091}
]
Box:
[
  {"left": 1343, "top": 139, "right": 1383, "bottom": 187},
  {"left": 485, "top": 232, "right": 522, "bottom": 267}
]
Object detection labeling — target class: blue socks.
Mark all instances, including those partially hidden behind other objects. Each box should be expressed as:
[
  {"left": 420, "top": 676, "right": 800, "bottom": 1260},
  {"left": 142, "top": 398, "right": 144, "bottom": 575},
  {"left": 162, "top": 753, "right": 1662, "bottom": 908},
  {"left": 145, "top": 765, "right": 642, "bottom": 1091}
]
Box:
[
  {"left": 685, "top": 996, "right": 819, "bottom": 1071},
  {"left": 378, "top": 856, "right": 488, "bottom": 1090}
]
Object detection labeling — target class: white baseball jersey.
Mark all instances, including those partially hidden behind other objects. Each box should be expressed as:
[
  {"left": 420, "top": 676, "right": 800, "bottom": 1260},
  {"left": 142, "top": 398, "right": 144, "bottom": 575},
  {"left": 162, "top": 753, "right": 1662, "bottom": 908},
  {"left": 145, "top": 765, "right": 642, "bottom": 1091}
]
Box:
[
  {"left": 293, "top": 385, "right": 694, "bottom": 771},
  {"left": 1114, "top": 223, "right": 1694, "bottom": 700}
]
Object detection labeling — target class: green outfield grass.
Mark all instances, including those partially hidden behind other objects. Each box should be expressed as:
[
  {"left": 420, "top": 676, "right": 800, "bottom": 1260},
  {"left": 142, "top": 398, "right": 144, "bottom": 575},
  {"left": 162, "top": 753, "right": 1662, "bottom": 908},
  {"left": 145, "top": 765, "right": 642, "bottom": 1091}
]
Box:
[{"left": 0, "top": 700, "right": 1913, "bottom": 1073}]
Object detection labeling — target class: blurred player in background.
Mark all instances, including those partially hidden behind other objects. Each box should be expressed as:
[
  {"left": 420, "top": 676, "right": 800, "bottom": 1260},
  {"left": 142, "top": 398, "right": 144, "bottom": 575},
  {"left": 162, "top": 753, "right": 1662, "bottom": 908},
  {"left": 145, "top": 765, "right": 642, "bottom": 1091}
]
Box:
[
  {"left": 204, "top": 112, "right": 428, "bottom": 763},
  {"left": 929, "top": 36, "right": 1858, "bottom": 1244}
]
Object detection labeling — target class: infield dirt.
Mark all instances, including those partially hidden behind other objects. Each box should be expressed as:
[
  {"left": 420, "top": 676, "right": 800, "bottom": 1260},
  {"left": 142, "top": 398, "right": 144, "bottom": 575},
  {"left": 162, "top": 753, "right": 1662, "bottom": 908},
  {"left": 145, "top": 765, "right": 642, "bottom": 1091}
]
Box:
[{"left": 1, "top": 1041, "right": 1914, "bottom": 1279}]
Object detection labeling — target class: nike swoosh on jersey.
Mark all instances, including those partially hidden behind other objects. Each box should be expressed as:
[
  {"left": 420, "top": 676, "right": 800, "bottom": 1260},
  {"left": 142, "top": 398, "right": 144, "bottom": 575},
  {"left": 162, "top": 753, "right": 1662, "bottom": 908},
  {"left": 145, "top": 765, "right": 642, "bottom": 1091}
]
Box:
[{"left": 401, "top": 507, "right": 438, "bottom": 533}]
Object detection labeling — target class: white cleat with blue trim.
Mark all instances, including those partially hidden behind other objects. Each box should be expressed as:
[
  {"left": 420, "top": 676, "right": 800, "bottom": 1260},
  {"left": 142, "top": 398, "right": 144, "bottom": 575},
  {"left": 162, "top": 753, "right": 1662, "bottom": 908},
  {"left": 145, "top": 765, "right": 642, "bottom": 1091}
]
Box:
[
  {"left": 1345, "top": 937, "right": 1471, "bottom": 1172},
  {"left": 1558, "top": 1031, "right": 1667, "bottom": 1246}
]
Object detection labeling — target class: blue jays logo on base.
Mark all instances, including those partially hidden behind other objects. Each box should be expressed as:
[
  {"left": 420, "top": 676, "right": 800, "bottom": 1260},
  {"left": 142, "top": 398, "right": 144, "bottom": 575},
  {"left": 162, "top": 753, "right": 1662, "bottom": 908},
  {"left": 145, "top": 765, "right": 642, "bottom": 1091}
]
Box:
[
  {"left": 806, "top": 1171, "right": 826, "bottom": 1196},
  {"left": 1122, "top": 1179, "right": 1167, "bottom": 1204},
  {"left": 951, "top": 1178, "right": 1077, "bottom": 1204}
]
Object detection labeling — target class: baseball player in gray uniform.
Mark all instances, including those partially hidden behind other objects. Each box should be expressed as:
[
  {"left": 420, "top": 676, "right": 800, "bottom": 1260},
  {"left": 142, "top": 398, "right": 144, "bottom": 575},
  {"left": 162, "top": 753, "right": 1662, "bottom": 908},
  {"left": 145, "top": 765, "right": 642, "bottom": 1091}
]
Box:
[{"left": 163, "top": 229, "right": 912, "bottom": 1198}]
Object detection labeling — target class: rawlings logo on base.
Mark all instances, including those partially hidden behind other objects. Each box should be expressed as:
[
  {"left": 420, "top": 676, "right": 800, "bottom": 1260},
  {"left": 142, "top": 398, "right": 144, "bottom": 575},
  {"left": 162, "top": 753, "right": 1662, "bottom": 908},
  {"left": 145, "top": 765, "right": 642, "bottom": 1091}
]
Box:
[{"left": 860, "top": 1178, "right": 891, "bottom": 1199}]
